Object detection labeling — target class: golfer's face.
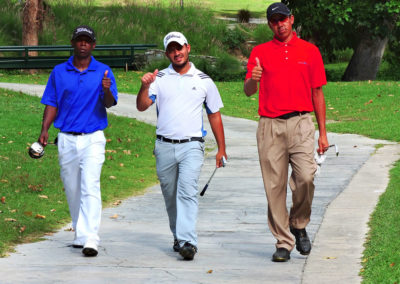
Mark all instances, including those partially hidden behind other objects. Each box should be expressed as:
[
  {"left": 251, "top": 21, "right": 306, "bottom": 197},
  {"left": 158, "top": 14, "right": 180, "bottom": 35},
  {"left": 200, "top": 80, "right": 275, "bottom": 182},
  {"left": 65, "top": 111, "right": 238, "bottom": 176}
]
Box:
[
  {"left": 72, "top": 36, "right": 96, "bottom": 59},
  {"left": 268, "top": 14, "right": 294, "bottom": 42},
  {"left": 166, "top": 42, "right": 190, "bottom": 68}
]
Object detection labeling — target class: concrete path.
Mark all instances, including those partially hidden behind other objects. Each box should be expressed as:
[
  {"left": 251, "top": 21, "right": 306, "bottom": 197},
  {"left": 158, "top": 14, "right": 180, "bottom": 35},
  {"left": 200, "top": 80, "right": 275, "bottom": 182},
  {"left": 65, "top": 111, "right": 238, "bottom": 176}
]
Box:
[{"left": 1, "top": 82, "right": 399, "bottom": 283}]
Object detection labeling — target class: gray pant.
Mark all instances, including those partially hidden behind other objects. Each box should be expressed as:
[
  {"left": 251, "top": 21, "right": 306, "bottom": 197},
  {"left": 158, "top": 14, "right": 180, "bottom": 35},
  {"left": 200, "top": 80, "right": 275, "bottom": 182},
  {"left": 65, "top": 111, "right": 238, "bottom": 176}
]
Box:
[{"left": 154, "top": 139, "right": 204, "bottom": 247}]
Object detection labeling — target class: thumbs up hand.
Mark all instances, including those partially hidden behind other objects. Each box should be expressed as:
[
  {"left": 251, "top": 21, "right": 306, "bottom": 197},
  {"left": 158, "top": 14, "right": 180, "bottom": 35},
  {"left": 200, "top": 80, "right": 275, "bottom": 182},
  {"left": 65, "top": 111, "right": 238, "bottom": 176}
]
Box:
[
  {"left": 251, "top": 57, "right": 263, "bottom": 82},
  {"left": 141, "top": 69, "right": 158, "bottom": 88},
  {"left": 102, "top": 69, "right": 111, "bottom": 90}
]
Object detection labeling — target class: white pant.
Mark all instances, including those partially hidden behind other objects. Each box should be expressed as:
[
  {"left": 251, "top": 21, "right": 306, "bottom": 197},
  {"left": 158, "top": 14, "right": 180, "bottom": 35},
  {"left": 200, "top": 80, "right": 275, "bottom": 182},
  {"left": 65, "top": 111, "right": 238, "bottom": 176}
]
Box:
[{"left": 57, "top": 131, "right": 106, "bottom": 246}]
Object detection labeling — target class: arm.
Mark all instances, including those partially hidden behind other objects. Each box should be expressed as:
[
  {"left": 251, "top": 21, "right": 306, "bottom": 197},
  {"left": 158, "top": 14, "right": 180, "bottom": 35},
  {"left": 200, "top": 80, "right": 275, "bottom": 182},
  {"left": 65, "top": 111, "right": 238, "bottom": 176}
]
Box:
[
  {"left": 207, "top": 111, "right": 227, "bottom": 168},
  {"left": 244, "top": 57, "right": 262, "bottom": 96},
  {"left": 102, "top": 70, "right": 116, "bottom": 108},
  {"left": 136, "top": 69, "right": 158, "bottom": 111},
  {"left": 312, "top": 86, "right": 329, "bottom": 154},
  {"left": 39, "top": 105, "right": 57, "bottom": 147}
]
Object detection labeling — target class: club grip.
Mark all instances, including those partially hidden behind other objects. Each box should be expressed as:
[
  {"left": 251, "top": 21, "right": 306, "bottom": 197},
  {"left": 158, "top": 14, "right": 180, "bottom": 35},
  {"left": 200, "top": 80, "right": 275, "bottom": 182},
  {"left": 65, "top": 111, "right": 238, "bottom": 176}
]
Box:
[{"left": 200, "top": 184, "right": 208, "bottom": 196}]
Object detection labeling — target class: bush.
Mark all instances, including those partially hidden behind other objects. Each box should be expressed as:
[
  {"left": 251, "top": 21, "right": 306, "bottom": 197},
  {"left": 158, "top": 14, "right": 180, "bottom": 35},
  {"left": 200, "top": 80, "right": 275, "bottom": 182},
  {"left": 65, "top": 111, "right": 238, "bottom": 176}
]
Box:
[
  {"left": 222, "top": 27, "right": 246, "bottom": 50},
  {"left": 252, "top": 24, "right": 273, "bottom": 45},
  {"left": 191, "top": 53, "right": 245, "bottom": 81},
  {"left": 144, "top": 53, "right": 244, "bottom": 82},
  {"left": 237, "top": 9, "right": 251, "bottom": 23},
  {"left": 324, "top": 63, "right": 346, "bottom": 82},
  {"left": 144, "top": 58, "right": 170, "bottom": 73}
]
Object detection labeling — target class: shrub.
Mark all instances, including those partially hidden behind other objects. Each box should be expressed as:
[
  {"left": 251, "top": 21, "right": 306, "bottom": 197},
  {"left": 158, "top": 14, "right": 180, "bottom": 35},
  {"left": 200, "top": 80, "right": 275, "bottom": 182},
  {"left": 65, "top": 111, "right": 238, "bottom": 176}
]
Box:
[
  {"left": 144, "top": 58, "right": 170, "bottom": 73},
  {"left": 191, "top": 53, "right": 245, "bottom": 81},
  {"left": 252, "top": 24, "right": 273, "bottom": 45},
  {"left": 237, "top": 9, "right": 251, "bottom": 23},
  {"left": 324, "top": 63, "right": 346, "bottom": 82},
  {"left": 222, "top": 27, "right": 246, "bottom": 50}
]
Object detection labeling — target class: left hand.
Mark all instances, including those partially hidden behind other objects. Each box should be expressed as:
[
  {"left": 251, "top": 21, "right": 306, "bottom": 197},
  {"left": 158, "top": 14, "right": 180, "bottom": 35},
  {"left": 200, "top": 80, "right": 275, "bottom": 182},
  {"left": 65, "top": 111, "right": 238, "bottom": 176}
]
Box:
[
  {"left": 102, "top": 70, "right": 111, "bottom": 90},
  {"left": 317, "top": 135, "right": 329, "bottom": 154},
  {"left": 216, "top": 151, "right": 227, "bottom": 168}
]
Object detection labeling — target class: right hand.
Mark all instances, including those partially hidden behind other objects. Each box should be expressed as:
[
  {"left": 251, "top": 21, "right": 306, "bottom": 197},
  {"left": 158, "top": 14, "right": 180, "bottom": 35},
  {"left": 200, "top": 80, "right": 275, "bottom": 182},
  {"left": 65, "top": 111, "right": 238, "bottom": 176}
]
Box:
[
  {"left": 38, "top": 130, "right": 49, "bottom": 147},
  {"left": 251, "top": 57, "right": 263, "bottom": 82},
  {"left": 141, "top": 69, "right": 158, "bottom": 88}
]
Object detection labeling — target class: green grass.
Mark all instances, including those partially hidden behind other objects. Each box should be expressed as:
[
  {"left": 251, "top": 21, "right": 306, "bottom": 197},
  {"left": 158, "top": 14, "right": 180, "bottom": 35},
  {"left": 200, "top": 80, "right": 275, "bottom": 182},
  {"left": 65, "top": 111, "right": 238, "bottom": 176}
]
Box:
[
  {"left": 87, "top": 0, "right": 274, "bottom": 17},
  {"left": 360, "top": 160, "right": 400, "bottom": 283},
  {"left": 1, "top": 73, "right": 400, "bottom": 282},
  {"left": 0, "top": 89, "right": 157, "bottom": 256}
]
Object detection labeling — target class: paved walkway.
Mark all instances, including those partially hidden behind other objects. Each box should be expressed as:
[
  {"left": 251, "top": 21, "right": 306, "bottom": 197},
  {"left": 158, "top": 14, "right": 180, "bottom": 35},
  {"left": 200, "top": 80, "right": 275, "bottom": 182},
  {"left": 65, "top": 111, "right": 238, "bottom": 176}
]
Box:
[{"left": 1, "top": 82, "right": 400, "bottom": 283}]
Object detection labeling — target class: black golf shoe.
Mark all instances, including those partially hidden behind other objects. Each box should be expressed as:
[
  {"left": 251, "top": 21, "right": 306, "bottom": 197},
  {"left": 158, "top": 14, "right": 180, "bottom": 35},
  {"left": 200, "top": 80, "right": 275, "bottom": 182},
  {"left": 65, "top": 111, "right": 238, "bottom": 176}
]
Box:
[
  {"left": 173, "top": 239, "right": 180, "bottom": 252},
  {"left": 290, "top": 227, "right": 311, "bottom": 255},
  {"left": 179, "top": 242, "right": 197, "bottom": 260},
  {"left": 272, "top": 247, "right": 290, "bottom": 262}
]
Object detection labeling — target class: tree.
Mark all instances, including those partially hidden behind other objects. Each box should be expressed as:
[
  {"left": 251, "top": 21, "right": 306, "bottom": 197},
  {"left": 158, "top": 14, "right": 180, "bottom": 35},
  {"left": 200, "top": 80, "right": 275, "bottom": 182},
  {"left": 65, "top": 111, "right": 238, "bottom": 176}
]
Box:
[
  {"left": 22, "top": 0, "right": 45, "bottom": 56},
  {"left": 283, "top": 0, "right": 400, "bottom": 81}
]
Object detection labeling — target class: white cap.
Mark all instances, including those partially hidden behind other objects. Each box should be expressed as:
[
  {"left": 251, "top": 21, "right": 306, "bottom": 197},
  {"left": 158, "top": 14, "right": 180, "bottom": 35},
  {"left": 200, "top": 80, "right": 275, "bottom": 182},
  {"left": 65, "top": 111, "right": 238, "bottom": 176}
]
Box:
[{"left": 163, "top": 32, "right": 188, "bottom": 50}]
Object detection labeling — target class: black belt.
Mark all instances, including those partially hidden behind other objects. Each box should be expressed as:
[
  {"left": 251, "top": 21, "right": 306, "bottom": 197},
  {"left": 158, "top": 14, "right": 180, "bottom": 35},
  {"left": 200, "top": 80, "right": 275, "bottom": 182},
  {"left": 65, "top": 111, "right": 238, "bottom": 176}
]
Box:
[
  {"left": 62, "top": 132, "right": 87, "bottom": 136},
  {"left": 276, "top": 111, "right": 309, "bottom": 119},
  {"left": 157, "top": 135, "right": 204, "bottom": 144}
]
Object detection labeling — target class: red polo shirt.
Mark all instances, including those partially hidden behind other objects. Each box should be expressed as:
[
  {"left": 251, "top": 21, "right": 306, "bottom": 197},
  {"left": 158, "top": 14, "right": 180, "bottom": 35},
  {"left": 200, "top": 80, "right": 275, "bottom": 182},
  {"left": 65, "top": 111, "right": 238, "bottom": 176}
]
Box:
[{"left": 245, "top": 32, "right": 326, "bottom": 118}]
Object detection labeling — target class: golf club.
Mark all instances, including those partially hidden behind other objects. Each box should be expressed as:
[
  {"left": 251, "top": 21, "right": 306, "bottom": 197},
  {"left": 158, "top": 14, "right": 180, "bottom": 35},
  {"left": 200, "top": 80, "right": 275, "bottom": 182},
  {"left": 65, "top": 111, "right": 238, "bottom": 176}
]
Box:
[
  {"left": 200, "top": 156, "right": 226, "bottom": 196},
  {"left": 28, "top": 137, "right": 57, "bottom": 159},
  {"left": 315, "top": 144, "right": 339, "bottom": 176}
]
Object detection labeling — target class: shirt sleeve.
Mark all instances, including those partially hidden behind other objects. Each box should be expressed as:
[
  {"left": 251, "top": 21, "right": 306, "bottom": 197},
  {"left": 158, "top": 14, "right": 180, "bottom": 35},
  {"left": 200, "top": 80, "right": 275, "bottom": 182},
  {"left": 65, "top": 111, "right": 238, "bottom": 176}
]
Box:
[
  {"left": 40, "top": 69, "right": 58, "bottom": 107},
  {"left": 204, "top": 78, "right": 223, "bottom": 114},
  {"left": 148, "top": 78, "right": 158, "bottom": 103},
  {"left": 309, "top": 46, "right": 327, "bottom": 88}
]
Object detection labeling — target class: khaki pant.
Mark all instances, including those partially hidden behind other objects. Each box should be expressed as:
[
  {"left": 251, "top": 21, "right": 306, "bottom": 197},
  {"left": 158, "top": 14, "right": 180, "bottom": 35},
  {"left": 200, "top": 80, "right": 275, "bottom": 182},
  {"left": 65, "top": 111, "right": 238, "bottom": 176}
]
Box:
[{"left": 256, "top": 114, "right": 317, "bottom": 251}]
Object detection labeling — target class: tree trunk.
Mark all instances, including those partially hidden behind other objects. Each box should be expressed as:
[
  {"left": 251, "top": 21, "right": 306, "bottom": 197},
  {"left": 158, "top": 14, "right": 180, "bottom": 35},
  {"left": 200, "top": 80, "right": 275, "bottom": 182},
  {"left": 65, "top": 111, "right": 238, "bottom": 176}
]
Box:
[
  {"left": 22, "top": 0, "right": 39, "bottom": 56},
  {"left": 342, "top": 35, "right": 388, "bottom": 81}
]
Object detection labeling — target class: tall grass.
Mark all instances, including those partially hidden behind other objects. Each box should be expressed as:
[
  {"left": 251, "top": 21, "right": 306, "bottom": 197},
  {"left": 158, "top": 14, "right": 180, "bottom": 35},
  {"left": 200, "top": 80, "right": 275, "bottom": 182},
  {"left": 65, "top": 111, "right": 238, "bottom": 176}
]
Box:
[
  {"left": 1, "top": 0, "right": 230, "bottom": 58},
  {"left": 0, "top": 1, "right": 22, "bottom": 46}
]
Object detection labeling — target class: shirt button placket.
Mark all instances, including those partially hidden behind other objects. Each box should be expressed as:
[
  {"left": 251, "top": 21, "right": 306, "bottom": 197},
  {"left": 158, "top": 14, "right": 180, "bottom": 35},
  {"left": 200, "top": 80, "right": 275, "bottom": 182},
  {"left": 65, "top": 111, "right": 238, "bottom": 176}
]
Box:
[{"left": 285, "top": 44, "right": 289, "bottom": 61}]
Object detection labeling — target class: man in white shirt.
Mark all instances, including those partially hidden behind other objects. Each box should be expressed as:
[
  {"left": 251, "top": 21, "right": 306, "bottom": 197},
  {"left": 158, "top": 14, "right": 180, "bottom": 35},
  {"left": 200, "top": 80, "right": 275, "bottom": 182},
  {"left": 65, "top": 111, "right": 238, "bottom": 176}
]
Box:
[{"left": 137, "top": 31, "right": 227, "bottom": 260}]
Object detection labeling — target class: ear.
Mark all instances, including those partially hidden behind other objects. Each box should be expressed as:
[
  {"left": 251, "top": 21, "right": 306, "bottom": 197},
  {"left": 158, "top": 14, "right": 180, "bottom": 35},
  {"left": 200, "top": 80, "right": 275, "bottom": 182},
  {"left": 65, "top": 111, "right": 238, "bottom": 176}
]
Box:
[
  {"left": 289, "top": 15, "right": 295, "bottom": 25},
  {"left": 92, "top": 42, "right": 96, "bottom": 49},
  {"left": 186, "top": 44, "right": 191, "bottom": 53}
]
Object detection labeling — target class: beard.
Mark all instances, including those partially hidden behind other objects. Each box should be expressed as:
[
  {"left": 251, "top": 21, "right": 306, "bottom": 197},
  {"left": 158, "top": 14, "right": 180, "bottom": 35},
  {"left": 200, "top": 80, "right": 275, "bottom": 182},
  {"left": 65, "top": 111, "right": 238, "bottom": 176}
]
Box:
[{"left": 172, "top": 57, "right": 189, "bottom": 69}]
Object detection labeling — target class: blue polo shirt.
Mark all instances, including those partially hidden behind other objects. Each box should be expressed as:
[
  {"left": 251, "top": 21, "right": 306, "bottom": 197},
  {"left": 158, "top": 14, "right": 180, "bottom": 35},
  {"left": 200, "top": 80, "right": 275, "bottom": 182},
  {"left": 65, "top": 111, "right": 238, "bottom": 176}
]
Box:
[{"left": 41, "top": 56, "right": 118, "bottom": 133}]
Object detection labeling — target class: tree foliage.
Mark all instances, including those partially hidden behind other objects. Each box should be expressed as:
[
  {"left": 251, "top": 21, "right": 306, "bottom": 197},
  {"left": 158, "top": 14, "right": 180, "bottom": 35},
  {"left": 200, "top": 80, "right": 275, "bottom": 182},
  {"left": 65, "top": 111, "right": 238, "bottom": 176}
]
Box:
[{"left": 283, "top": 0, "right": 400, "bottom": 62}]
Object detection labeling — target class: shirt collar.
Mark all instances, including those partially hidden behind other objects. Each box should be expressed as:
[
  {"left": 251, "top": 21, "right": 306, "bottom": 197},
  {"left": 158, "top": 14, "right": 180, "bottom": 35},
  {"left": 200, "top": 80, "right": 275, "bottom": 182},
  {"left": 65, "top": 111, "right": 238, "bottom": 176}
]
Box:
[
  {"left": 167, "top": 62, "right": 196, "bottom": 76},
  {"left": 272, "top": 31, "right": 299, "bottom": 47},
  {"left": 66, "top": 55, "right": 98, "bottom": 72}
]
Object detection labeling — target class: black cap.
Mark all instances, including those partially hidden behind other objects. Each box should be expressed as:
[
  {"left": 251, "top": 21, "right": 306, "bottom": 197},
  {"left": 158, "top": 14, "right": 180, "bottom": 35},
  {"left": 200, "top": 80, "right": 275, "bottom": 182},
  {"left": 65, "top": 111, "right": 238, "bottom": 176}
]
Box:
[
  {"left": 266, "top": 2, "right": 291, "bottom": 21},
  {"left": 71, "top": 25, "right": 96, "bottom": 42}
]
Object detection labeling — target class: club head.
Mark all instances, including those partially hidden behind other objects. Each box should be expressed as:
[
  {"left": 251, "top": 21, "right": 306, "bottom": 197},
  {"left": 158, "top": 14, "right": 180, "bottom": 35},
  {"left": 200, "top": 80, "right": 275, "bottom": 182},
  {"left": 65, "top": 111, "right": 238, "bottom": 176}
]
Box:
[{"left": 28, "top": 142, "right": 44, "bottom": 159}]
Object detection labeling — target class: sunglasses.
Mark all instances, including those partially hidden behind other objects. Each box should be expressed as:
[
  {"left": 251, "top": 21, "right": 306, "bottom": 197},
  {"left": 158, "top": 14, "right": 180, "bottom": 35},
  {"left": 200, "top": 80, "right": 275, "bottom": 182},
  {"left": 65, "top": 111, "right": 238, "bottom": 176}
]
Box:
[{"left": 269, "top": 15, "right": 290, "bottom": 25}]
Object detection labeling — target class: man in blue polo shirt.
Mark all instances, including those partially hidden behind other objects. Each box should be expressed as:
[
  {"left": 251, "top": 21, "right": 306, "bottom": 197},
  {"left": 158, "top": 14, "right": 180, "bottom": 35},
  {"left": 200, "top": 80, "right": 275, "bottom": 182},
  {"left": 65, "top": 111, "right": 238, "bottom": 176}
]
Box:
[{"left": 38, "top": 25, "right": 118, "bottom": 257}]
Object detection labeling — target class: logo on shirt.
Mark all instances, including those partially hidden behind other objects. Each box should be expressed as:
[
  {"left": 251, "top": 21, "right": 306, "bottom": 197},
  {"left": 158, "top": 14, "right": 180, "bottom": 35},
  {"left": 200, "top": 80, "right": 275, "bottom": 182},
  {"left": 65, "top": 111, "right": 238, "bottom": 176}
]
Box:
[
  {"left": 192, "top": 87, "right": 197, "bottom": 90},
  {"left": 298, "top": 61, "right": 308, "bottom": 65}
]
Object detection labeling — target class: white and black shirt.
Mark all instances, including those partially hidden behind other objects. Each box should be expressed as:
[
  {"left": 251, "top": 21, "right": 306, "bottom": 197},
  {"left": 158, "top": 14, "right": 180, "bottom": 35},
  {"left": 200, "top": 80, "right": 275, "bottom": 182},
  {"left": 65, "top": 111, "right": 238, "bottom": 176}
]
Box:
[{"left": 149, "top": 63, "right": 223, "bottom": 139}]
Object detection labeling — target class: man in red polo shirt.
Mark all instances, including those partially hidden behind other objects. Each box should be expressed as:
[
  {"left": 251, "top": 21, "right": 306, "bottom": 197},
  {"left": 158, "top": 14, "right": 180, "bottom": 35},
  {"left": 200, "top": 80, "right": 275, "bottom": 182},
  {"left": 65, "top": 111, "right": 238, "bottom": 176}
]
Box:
[{"left": 244, "top": 2, "right": 329, "bottom": 262}]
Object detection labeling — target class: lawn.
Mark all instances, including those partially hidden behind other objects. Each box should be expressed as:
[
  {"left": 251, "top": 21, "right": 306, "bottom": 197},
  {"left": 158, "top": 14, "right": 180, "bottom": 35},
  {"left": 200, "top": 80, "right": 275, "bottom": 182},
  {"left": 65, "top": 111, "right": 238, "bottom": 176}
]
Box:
[
  {"left": 1, "top": 71, "right": 400, "bottom": 281},
  {"left": 0, "top": 89, "right": 157, "bottom": 256}
]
